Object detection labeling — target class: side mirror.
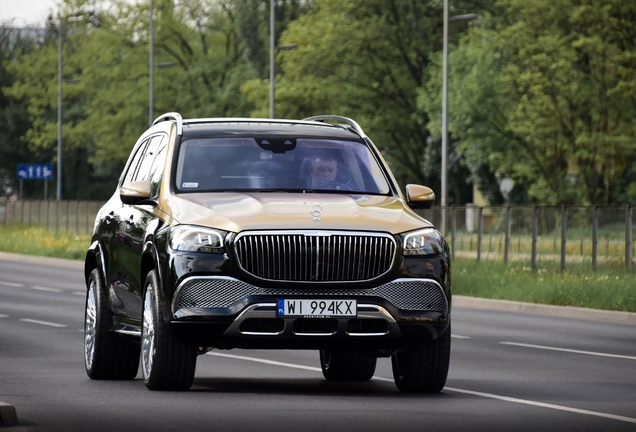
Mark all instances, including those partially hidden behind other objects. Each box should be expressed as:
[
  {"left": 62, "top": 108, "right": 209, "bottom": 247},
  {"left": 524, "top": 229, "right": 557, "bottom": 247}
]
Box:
[
  {"left": 120, "top": 180, "right": 153, "bottom": 205},
  {"left": 405, "top": 184, "right": 435, "bottom": 210}
]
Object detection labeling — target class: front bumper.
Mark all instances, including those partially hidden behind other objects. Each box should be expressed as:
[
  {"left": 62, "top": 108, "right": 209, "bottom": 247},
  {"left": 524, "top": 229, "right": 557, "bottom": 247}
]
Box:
[
  {"left": 159, "top": 250, "right": 451, "bottom": 350},
  {"left": 165, "top": 276, "right": 449, "bottom": 350}
]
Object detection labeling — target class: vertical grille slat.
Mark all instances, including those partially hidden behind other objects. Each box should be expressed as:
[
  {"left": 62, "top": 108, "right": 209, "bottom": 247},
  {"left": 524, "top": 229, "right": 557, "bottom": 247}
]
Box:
[
  {"left": 235, "top": 231, "right": 396, "bottom": 282},
  {"left": 361, "top": 236, "right": 369, "bottom": 279},
  {"left": 276, "top": 235, "right": 282, "bottom": 280},
  {"left": 300, "top": 237, "right": 311, "bottom": 280},
  {"left": 346, "top": 236, "right": 353, "bottom": 281}
]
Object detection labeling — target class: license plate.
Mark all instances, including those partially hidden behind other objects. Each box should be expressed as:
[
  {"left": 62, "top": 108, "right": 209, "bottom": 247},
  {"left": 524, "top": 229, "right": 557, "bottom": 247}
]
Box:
[{"left": 277, "top": 299, "right": 357, "bottom": 318}]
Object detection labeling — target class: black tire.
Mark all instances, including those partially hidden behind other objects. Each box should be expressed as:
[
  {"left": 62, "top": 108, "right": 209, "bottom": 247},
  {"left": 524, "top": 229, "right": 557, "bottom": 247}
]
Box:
[
  {"left": 141, "top": 270, "right": 197, "bottom": 391},
  {"left": 319, "top": 350, "right": 377, "bottom": 381},
  {"left": 391, "top": 323, "right": 451, "bottom": 393},
  {"left": 84, "top": 268, "right": 140, "bottom": 380}
]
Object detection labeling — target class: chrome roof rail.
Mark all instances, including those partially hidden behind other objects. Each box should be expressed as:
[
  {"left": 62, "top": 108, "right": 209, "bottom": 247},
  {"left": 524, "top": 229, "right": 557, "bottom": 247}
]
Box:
[
  {"left": 183, "top": 118, "right": 316, "bottom": 126},
  {"left": 302, "top": 115, "right": 367, "bottom": 139},
  {"left": 152, "top": 112, "right": 183, "bottom": 136},
  {"left": 150, "top": 114, "right": 364, "bottom": 139}
]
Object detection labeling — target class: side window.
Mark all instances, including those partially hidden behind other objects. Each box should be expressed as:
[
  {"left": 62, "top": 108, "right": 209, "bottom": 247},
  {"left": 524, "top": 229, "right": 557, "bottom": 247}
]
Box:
[
  {"left": 122, "top": 140, "right": 149, "bottom": 185},
  {"left": 134, "top": 136, "right": 162, "bottom": 182},
  {"left": 149, "top": 136, "right": 168, "bottom": 197}
]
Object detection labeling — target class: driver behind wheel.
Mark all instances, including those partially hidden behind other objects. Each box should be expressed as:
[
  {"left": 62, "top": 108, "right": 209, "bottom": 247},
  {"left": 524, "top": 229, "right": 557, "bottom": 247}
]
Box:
[{"left": 310, "top": 153, "right": 338, "bottom": 188}]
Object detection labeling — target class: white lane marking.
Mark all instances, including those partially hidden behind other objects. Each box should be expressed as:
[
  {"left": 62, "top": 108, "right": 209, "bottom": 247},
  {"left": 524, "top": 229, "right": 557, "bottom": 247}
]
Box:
[
  {"left": 0, "top": 281, "right": 24, "bottom": 287},
  {"left": 208, "top": 352, "right": 636, "bottom": 425},
  {"left": 451, "top": 334, "right": 470, "bottom": 339},
  {"left": 444, "top": 387, "right": 636, "bottom": 424},
  {"left": 0, "top": 314, "right": 8, "bottom": 318},
  {"left": 500, "top": 342, "right": 636, "bottom": 361},
  {"left": 32, "top": 286, "right": 64, "bottom": 293},
  {"left": 19, "top": 318, "right": 67, "bottom": 328},
  {"left": 209, "top": 352, "right": 322, "bottom": 372}
]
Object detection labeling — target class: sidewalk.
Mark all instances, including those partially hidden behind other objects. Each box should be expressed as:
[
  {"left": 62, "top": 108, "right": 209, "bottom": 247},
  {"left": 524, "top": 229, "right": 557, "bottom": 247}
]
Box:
[{"left": 453, "top": 295, "right": 636, "bottom": 326}]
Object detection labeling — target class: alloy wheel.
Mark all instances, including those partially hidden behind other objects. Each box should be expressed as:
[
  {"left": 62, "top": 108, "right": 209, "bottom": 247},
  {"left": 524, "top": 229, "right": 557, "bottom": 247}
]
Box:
[
  {"left": 84, "top": 281, "right": 97, "bottom": 369},
  {"left": 142, "top": 287, "right": 156, "bottom": 380}
]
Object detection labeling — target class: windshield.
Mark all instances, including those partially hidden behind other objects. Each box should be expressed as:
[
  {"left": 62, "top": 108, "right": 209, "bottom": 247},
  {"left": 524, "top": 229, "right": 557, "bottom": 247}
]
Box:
[{"left": 175, "top": 137, "right": 391, "bottom": 194}]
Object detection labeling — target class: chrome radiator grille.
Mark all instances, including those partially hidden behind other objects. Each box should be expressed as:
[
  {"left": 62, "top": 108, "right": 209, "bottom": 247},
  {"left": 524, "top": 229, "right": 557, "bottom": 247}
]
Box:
[{"left": 234, "top": 231, "right": 396, "bottom": 282}]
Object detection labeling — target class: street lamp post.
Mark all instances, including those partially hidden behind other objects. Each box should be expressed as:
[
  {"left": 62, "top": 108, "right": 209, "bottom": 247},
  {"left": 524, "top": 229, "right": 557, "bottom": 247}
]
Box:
[
  {"left": 269, "top": 0, "right": 275, "bottom": 119},
  {"left": 148, "top": 2, "right": 175, "bottom": 126},
  {"left": 441, "top": 0, "right": 478, "bottom": 211},
  {"left": 269, "top": 43, "right": 298, "bottom": 119},
  {"left": 268, "top": 0, "right": 298, "bottom": 119},
  {"left": 57, "top": 14, "right": 62, "bottom": 201},
  {"left": 149, "top": 0, "right": 154, "bottom": 126},
  {"left": 54, "top": 4, "right": 89, "bottom": 201},
  {"left": 56, "top": 20, "right": 80, "bottom": 203}
]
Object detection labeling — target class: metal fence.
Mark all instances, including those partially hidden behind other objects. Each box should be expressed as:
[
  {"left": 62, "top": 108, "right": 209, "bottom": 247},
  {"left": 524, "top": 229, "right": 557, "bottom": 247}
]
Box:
[
  {"left": 419, "top": 205, "right": 636, "bottom": 272},
  {"left": 1, "top": 200, "right": 635, "bottom": 271},
  {"left": 0, "top": 200, "right": 106, "bottom": 235}
]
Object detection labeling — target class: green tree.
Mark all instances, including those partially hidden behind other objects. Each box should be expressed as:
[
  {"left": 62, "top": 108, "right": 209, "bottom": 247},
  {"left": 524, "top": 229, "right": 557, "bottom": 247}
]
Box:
[
  {"left": 0, "top": 25, "right": 40, "bottom": 199},
  {"left": 5, "top": 0, "right": 274, "bottom": 197},
  {"left": 421, "top": 0, "right": 636, "bottom": 205},
  {"left": 5, "top": 4, "right": 118, "bottom": 200},
  {"left": 74, "top": 0, "right": 307, "bottom": 181},
  {"left": 244, "top": 0, "right": 486, "bottom": 202},
  {"left": 235, "top": 0, "right": 314, "bottom": 78}
]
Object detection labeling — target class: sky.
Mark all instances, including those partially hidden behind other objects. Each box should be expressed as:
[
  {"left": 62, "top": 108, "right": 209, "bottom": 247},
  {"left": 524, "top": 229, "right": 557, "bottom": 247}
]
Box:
[
  {"left": 0, "top": 0, "right": 135, "bottom": 26},
  {"left": 0, "top": 0, "right": 58, "bottom": 26}
]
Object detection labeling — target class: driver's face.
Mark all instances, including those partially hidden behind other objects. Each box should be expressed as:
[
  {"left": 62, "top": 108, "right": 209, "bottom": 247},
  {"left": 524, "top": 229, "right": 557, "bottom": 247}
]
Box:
[{"left": 310, "top": 158, "right": 338, "bottom": 186}]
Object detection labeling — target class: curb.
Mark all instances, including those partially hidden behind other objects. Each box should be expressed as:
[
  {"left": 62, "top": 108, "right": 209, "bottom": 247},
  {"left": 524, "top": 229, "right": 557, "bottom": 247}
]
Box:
[
  {"left": 453, "top": 295, "right": 636, "bottom": 326},
  {"left": 0, "top": 402, "right": 18, "bottom": 427},
  {"left": 0, "top": 251, "right": 84, "bottom": 270}
]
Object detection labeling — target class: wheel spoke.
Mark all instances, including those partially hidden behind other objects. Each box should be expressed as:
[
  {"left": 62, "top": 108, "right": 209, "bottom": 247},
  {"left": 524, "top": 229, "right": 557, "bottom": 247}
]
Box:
[
  {"left": 142, "top": 288, "right": 155, "bottom": 379},
  {"left": 84, "top": 282, "right": 97, "bottom": 369}
]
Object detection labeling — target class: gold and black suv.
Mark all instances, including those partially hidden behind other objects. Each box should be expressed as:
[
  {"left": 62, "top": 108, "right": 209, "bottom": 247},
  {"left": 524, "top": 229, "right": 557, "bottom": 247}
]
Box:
[{"left": 83, "top": 113, "right": 451, "bottom": 392}]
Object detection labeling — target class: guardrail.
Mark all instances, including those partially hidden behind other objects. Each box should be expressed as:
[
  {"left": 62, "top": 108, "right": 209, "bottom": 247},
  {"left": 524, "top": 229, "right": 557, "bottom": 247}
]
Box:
[{"left": 1, "top": 201, "right": 634, "bottom": 271}]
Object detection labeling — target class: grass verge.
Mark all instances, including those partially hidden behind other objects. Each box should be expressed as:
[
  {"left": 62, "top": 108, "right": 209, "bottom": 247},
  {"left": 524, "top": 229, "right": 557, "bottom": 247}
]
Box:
[
  {"left": 0, "top": 224, "right": 90, "bottom": 261},
  {"left": 454, "top": 258, "right": 636, "bottom": 312}
]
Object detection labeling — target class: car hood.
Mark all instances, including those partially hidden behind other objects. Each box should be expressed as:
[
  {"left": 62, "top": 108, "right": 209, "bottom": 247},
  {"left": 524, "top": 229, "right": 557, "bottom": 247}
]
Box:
[{"left": 164, "top": 192, "right": 432, "bottom": 234}]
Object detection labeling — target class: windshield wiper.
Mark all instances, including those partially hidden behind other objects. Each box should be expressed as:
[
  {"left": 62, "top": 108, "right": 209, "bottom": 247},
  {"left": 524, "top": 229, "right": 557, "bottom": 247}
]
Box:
[{"left": 220, "top": 188, "right": 303, "bottom": 193}]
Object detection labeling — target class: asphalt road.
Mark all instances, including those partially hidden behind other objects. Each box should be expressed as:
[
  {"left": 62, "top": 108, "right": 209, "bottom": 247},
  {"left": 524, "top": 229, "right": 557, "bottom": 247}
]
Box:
[{"left": 1, "top": 256, "right": 635, "bottom": 431}]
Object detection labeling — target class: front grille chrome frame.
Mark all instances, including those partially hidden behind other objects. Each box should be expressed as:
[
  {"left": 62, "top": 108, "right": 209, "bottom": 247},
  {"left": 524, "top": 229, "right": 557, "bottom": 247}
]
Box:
[{"left": 233, "top": 230, "right": 397, "bottom": 283}]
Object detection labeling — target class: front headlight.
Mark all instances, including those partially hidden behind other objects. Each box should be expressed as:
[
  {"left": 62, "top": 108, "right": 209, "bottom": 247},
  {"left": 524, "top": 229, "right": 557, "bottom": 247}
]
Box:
[
  {"left": 169, "top": 225, "right": 226, "bottom": 253},
  {"left": 402, "top": 228, "right": 445, "bottom": 256}
]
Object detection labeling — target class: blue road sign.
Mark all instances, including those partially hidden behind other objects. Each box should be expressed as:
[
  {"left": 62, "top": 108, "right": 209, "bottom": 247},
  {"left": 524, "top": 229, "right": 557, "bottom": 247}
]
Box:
[{"left": 17, "top": 164, "right": 53, "bottom": 180}]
